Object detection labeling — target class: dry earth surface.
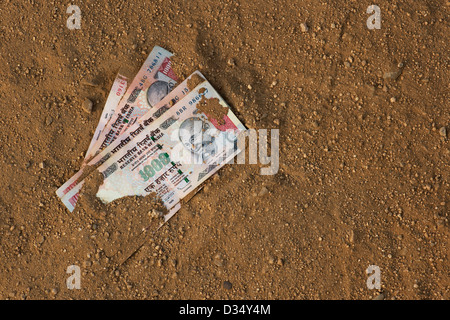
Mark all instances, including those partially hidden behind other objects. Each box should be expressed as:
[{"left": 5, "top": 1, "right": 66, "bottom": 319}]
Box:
[{"left": 0, "top": 0, "right": 448, "bottom": 299}]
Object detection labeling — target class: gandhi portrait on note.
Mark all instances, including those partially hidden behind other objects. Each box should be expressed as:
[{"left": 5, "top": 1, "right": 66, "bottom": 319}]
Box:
[{"left": 178, "top": 117, "right": 218, "bottom": 164}]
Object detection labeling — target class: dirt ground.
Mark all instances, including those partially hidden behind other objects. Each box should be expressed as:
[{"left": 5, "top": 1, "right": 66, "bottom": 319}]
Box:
[{"left": 0, "top": 0, "right": 448, "bottom": 300}]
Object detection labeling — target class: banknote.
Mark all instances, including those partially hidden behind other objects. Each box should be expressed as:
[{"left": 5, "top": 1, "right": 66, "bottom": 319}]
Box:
[
  {"left": 61, "top": 79, "right": 246, "bottom": 221},
  {"left": 85, "top": 72, "right": 128, "bottom": 158},
  {"left": 56, "top": 46, "right": 178, "bottom": 199},
  {"left": 85, "top": 46, "right": 178, "bottom": 161},
  {"left": 56, "top": 71, "right": 202, "bottom": 202}
]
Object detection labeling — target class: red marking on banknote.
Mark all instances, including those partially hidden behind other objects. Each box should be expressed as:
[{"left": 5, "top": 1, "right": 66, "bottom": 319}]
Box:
[
  {"left": 63, "top": 180, "right": 79, "bottom": 195},
  {"left": 159, "top": 58, "right": 178, "bottom": 81},
  {"left": 68, "top": 193, "right": 79, "bottom": 207},
  {"left": 209, "top": 115, "right": 238, "bottom": 131},
  {"left": 116, "top": 78, "right": 127, "bottom": 96}
]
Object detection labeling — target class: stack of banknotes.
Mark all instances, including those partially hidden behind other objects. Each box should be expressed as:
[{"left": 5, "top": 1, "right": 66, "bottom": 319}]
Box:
[{"left": 56, "top": 46, "right": 246, "bottom": 221}]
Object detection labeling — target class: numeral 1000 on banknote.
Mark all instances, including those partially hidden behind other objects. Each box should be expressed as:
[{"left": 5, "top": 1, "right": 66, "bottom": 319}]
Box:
[{"left": 138, "top": 152, "right": 171, "bottom": 181}]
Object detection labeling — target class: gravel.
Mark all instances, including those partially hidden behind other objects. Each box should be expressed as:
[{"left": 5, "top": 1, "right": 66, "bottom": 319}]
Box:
[{"left": 82, "top": 98, "right": 93, "bottom": 113}]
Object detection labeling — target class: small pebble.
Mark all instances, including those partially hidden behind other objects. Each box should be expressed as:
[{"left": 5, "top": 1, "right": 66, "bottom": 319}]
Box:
[
  {"left": 227, "top": 58, "right": 235, "bottom": 66},
  {"left": 300, "top": 23, "right": 309, "bottom": 32},
  {"left": 82, "top": 98, "right": 93, "bottom": 113},
  {"left": 390, "top": 97, "right": 397, "bottom": 103},
  {"left": 45, "top": 116, "right": 53, "bottom": 126},
  {"left": 83, "top": 260, "right": 92, "bottom": 268},
  {"left": 439, "top": 126, "right": 447, "bottom": 138},
  {"left": 258, "top": 187, "right": 269, "bottom": 197},
  {"left": 349, "top": 230, "right": 355, "bottom": 243},
  {"left": 373, "top": 293, "right": 385, "bottom": 300},
  {"left": 150, "top": 209, "right": 164, "bottom": 219},
  {"left": 383, "top": 70, "right": 402, "bottom": 80},
  {"left": 39, "top": 162, "right": 45, "bottom": 169},
  {"left": 213, "top": 254, "right": 224, "bottom": 267},
  {"left": 223, "top": 281, "right": 232, "bottom": 290}
]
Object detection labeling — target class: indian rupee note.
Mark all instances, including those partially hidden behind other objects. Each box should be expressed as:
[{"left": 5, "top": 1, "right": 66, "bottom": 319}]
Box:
[
  {"left": 85, "top": 72, "right": 128, "bottom": 158},
  {"left": 57, "top": 46, "right": 177, "bottom": 199},
  {"left": 85, "top": 46, "right": 178, "bottom": 161},
  {"left": 61, "top": 80, "right": 246, "bottom": 222},
  {"left": 56, "top": 71, "right": 202, "bottom": 203}
]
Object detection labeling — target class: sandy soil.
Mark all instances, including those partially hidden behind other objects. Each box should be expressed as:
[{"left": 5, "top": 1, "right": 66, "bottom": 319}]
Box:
[{"left": 0, "top": 0, "right": 448, "bottom": 299}]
